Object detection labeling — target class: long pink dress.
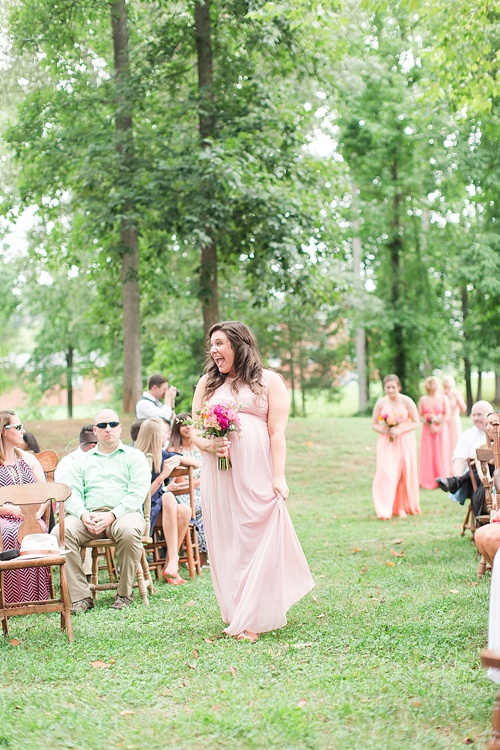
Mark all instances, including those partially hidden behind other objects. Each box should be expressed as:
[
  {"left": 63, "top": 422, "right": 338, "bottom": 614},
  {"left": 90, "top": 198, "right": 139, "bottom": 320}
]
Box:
[
  {"left": 372, "top": 403, "right": 421, "bottom": 519},
  {"left": 419, "top": 398, "right": 451, "bottom": 489},
  {"left": 201, "top": 371, "right": 314, "bottom": 636}
]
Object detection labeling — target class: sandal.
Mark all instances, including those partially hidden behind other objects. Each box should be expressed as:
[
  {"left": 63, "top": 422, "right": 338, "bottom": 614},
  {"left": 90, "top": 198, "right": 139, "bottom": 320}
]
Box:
[
  {"left": 162, "top": 569, "right": 186, "bottom": 585},
  {"left": 236, "top": 630, "right": 258, "bottom": 643}
]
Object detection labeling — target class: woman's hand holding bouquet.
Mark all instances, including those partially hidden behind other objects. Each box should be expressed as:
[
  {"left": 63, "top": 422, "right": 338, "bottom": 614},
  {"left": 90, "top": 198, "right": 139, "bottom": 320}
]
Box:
[
  {"left": 188, "top": 402, "right": 241, "bottom": 470},
  {"left": 378, "top": 412, "right": 402, "bottom": 442}
]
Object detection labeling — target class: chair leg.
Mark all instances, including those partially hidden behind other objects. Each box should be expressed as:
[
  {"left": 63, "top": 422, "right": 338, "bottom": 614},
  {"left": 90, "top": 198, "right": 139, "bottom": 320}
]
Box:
[
  {"left": 140, "top": 550, "right": 154, "bottom": 594},
  {"left": 0, "top": 572, "right": 9, "bottom": 637},
  {"left": 91, "top": 547, "right": 100, "bottom": 600},
  {"left": 59, "top": 563, "right": 74, "bottom": 642},
  {"left": 478, "top": 555, "right": 487, "bottom": 578},
  {"left": 489, "top": 688, "right": 500, "bottom": 750},
  {"left": 135, "top": 558, "right": 149, "bottom": 607},
  {"left": 104, "top": 547, "right": 118, "bottom": 581},
  {"left": 192, "top": 534, "right": 201, "bottom": 575},
  {"left": 462, "top": 503, "right": 472, "bottom": 536},
  {"left": 184, "top": 528, "right": 195, "bottom": 580}
]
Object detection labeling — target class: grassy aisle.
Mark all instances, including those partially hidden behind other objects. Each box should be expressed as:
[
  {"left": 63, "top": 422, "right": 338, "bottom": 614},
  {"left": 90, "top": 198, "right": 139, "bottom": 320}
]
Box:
[{"left": 0, "top": 417, "right": 494, "bottom": 749}]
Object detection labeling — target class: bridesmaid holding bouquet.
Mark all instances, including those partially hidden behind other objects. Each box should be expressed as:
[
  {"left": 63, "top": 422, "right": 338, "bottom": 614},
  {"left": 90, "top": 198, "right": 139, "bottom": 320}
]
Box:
[
  {"left": 418, "top": 376, "right": 451, "bottom": 489},
  {"left": 372, "top": 374, "right": 421, "bottom": 520}
]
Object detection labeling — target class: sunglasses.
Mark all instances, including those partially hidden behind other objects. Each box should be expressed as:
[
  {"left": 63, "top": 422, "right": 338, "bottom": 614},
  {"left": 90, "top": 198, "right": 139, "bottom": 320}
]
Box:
[
  {"left": 4, "top": 423, "right": 23, "bottom": 431},
  {"left": 94, "top": 421, "right": 120, "bottom": 430}
]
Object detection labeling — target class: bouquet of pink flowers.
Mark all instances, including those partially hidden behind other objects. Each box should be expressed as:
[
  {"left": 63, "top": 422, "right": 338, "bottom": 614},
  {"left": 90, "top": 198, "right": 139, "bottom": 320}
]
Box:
[
  {"left": 378, "top": 412, "right": 402, "bottom": 442},
  {"left": 196, "top": 401, "right": 242, "bottom": 470},
  {"left": 424, "top": 412, "right": 438, "bottom": 425}
]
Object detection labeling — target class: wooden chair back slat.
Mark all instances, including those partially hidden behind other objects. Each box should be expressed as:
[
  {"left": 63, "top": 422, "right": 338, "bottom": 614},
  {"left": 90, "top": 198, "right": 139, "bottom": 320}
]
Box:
[
  {"left": 0, "top": 483, "right": 71, "bottom": 547},
  {"left": 33, "top": 451, "right": 59, "bottom": 482}
]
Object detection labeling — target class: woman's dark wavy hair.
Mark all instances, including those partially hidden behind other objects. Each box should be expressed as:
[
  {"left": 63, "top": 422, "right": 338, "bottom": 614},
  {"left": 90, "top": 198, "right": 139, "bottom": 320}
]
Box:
[{"left": 203, "top": 321, "right": 264, "bottom": 401}]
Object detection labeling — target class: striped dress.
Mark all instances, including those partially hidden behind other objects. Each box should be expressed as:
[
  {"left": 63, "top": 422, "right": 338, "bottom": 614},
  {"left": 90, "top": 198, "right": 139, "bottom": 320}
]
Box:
[{"left": 0, "top": 458, "right": 51, "bottom": 604}]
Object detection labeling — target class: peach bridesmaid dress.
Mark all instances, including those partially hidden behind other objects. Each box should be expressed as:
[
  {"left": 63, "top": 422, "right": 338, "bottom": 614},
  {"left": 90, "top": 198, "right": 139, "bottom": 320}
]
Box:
[
  {"left": 201, "top": 370, "right": 314, "bottom": 636},
  {"left": 419, "top": 399, "right": 451, "bottom": 489},
  {"left": 372, "top": 403, "right": 421, "bottom": 519}
]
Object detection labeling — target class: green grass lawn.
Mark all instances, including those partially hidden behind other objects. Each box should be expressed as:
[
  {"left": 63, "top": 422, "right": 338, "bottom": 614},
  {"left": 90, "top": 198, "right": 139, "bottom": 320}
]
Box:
[{"left": 0, "top": 417, "right": 495, "bottom": 749}]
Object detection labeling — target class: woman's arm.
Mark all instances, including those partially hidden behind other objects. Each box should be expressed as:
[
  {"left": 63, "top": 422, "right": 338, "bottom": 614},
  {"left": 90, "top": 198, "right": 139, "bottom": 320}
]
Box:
[
  {"left": 455, "top": 389, "right": 467, "bottom": 414},
  {"left": 371, "top": 399, "right": 388, "bottom": 434},
  {"left": 442, "top": 394, "right": 451, "bottom": 422},
  {"left": 19, "top": 450, "right": 46, "bottom": 483},
  {"left": 267, "top": 372, "right": 290, "bottom": 500},
  {"left": 191, "top": 375, "right": 230, "bottom": 458},
  {"left": 417, "top": 397, "right": 425, "bottom": 419}
]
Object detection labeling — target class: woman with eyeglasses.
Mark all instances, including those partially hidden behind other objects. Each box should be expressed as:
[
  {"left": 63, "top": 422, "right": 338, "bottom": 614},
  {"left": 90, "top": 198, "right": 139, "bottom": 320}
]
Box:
[{"left": 0, "top": 410, "right": 50, "bottom": 604}]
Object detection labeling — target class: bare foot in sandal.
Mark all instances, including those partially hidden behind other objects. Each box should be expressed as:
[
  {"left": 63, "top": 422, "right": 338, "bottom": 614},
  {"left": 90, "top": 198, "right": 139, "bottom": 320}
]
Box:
[{"left": 236, "top": 630, "right": 258, "bottom": 642}]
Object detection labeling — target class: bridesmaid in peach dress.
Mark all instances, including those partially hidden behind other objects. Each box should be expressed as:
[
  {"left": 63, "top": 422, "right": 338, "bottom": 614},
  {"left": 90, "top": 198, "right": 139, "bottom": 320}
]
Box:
[
  {"left": 442, "top": 375, "right": 466, "bottom": 462},
  {"left": 418, "top": 376, "right": 451, "bottom": 489},
  {"left": 192, "top": 321, "right": 314, "bottom": 643},
  {"left": 372, "top": 374, "right": 421, "bottom": 520}
]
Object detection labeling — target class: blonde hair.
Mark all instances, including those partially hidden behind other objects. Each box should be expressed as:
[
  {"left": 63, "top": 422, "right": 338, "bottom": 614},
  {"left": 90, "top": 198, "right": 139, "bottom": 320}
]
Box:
[
  {"left": 442, "top": 375, "right": 455, "bottom": 388},
  {"left": 0, "top": 410, "right": 16, "bottom": 464},
  {"left": 134, "top": 417, "right": 164, "bottom": 473},
  {"left": 424, "top": 376, "right": 439, "bottom": 394}
]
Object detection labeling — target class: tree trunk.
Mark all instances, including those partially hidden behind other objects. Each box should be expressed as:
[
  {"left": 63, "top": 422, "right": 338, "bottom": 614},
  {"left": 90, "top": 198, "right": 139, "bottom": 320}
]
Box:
[
  {"left": 389, "top": 159, "right": 406, "bottom": 388},
  {"left": 66, "top": 345, "right": 73, "bottom": 419},
  {"left": 495, "top": 371, "right": 500, "bottom": 405},
  {"left": 461, "top": 285, "right": 473, "bottom": 413},
  {"left": 289, "top": 349, "right": 296, "bottom": 418},
  {"left": 195, "top": 0, "right": 219, "bottom": 336},
  {"left": 476, "top": 370, "right": 483, "bottom": 401},
  {"left": 110, "top": 0, "right": 142, "bottom": 413},
  {"left": 299, "top": 354, "right": 306, "bottom": 418},
  {"left": 352, "top": 222, "right": 368, "bottom": 411}
]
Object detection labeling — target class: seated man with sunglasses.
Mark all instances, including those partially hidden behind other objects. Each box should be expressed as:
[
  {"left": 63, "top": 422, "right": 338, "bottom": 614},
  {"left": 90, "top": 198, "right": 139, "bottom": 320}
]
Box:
[{"left": 52, "top": 409, "right": 151, "bottom": 613}]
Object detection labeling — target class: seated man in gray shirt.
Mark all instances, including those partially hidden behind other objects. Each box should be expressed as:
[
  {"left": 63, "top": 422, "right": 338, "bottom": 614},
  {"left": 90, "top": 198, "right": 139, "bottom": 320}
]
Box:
[{"left": 52, "top": 409, "right": 151, "bottom": 613}]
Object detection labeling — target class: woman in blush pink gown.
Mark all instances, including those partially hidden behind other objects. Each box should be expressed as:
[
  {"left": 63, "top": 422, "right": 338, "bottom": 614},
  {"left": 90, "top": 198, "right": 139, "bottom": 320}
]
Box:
[
  {"left": 192, "top": 321, "right": 314, "bottom": 643},
  {"left": 418, "top": 376, "right": 451, "bottom": 489},
  {"left": 372, "top": 374, "right": 421, "bottom": 520},
  {"left": 442, "top": 375, "right": 466, "bottom": 463}
]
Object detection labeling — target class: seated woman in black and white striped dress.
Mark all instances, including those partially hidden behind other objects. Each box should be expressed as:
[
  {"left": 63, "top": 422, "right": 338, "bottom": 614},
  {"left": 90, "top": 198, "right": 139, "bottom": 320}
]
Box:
[{"left": 0, "top": 410, "right": 50, "bottom": 604}]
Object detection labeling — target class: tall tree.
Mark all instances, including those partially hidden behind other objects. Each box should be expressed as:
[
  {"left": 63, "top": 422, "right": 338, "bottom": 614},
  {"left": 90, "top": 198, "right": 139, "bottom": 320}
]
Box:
[{"left": 110, "top": 0, "right": 142, "bottom": 412}]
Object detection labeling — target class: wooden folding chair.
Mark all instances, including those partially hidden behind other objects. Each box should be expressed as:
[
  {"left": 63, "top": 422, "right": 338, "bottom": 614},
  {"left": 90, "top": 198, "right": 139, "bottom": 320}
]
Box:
[
  {"left": 146, "top": 465, "right": 201, "bottom": 581},
  {"left": 33, "top": 450, "right": 59, "bottom": 482},
  {"left": 0, "top": 482, "right": 73, "bottom": 641},
  {"left": 80, "top": 456, "right": 154, "bottom": 606},
  {"left": 462, "top": 460, "right": 477, "bottom": 538}
]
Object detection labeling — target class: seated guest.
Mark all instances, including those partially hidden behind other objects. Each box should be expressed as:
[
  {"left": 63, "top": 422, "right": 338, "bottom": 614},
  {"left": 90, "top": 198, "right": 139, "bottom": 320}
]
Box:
[
  {"left": 51, "top": 409, "right": 151, "bottom": 613},
  {"left": 55, "top": 424, "right": 97, "bottom": 576},
  {"left": 55, "top": 425, "right": 97, "bottom": 483},
  {"left": 130, "top": 419, "right": 146, "bottom": 446},
  {"left": 0, "top": 410, "right": 50, "bottom": 604},
  {"left": 21, "top": 430, "right": 41, "bottom": 453},
  {"left": 435, "top": 400, "right": 493, "bottom": 503},
  {"left": 469, "top": 412, "right": 500, "bottom": 519},
  {"left": 135, "top": 374, "right": 177, "bottom": 423},
  {"left": 169, "top": 413, "right": 207, "bottom": 566},
  {"left": 134, "top": 417, "right": 198, "bottom": 585}
]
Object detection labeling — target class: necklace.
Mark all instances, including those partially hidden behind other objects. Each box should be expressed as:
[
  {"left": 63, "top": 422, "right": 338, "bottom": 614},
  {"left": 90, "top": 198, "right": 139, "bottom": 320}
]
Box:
[{"left": 3, "top": 458, "right": 23, "bottom": 485}]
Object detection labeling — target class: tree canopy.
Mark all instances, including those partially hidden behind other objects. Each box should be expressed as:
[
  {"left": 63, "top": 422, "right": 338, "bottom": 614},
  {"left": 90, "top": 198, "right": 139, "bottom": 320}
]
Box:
[{"left": 0, "top": 0, "right": 498, "bottom": 413}]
